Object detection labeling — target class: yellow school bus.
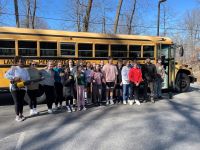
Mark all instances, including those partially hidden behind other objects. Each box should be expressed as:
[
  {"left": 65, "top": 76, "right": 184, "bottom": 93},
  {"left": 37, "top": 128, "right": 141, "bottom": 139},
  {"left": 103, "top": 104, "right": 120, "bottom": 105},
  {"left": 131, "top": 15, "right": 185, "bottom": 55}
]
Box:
[{"left": 0, "top": 27, "right": 196, "bottom": 98}]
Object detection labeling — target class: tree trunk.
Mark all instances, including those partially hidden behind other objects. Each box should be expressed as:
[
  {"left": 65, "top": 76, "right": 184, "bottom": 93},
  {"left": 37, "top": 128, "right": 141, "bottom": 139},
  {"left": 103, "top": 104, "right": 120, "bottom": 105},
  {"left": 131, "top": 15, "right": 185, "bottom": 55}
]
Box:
[
  {"left": 114, "top": 0, "right": 123, "bottom": 34},
  {"left": 83, "top": 0, "right": 93, "bottom": 32},
  {"left": 128, "top": 0, "right": 137, "bottom": 34},
  {"left": 26, "top": 0, "right": 31, "bottom": 28},
  {"left": 32, "top": 0, "right": 37, "bottom": 29},
  {"left": 14, "top": 0, "right": 20, "bottom": 27},
  {"left": 76, "top": 0, "right": 81, "bottom": 32}
]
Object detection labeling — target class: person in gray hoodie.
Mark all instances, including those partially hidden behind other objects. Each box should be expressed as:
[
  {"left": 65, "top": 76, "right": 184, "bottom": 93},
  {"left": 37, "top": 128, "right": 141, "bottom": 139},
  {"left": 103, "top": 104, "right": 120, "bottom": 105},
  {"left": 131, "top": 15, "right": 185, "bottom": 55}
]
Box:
[
  {"left": 40, "top": 61, "right": 55, "bottom": 114},
  {"left": 121, "top": 60, "right": 130, "bottom": 104}
]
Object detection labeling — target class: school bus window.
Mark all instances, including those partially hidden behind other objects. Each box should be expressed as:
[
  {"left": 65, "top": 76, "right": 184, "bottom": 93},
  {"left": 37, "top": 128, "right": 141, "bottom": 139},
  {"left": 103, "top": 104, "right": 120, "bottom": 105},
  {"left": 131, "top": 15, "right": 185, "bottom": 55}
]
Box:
[
  {"left": 0, "top": 40, "right": 15, "bottom": 56},
  {"left": 111, "top": 45, "right": 127, "bottom": 58},
  {"left": 143, "top": 45, "right": 154, "bottom": 57},
  {"left": 95, "top": 44, "right": 108, "bottom": 57},
  {"left": 40, "top": 42, "right": 57, "bottom": 56},
  {"left": 78, "top": 43, "right": 92, "bottom": 57},
  {"left": 129, "top": 45, "right": 141, "bottom": 58},
  {"left": 60, "top": 43, "right": 75, "bottom": 56},
  {"left": 18, "top": 41, "right": 37, "bottom": 56}
]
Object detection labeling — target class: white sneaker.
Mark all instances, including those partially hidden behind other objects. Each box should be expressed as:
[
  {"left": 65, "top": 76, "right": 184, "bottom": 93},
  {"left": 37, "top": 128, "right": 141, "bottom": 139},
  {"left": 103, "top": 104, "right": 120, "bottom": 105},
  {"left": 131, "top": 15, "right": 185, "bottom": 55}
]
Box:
[
  {"left": 135, "top": 100, "right": 141, "bottom": 106},
  {"left": 123, "top": 101, "right": 127, "bottom": 105},
  {"left": 71, "top": 105, "right": 75, "bottom": 112},
  {"left": 66, "top": 106, "right": 72, "bottom": 112},
  {"left": 33, "top": 108, "right": 39, "bottom": 115},
  {"left": 48, "top": 109, "right": 53, "bottom": 114},
  {"left": 78, "top": 107, "right": 81, "bottom": 111},
  {"left": 15, "top": 116, "right": 23, "bottom": 122},
  {"left": 30, "top": 109, "right": 34, "bottom": 116},
  {"left": 106, "top": 100, "right": 109, "bottom": 105},
  {"left": 110, "top": 100, "right": 114, "bottom": 105},
  {"left": 83, "top": 107, "right": 87, "bottom": 111},
  {"left": 129, "top": 101, "right": 133, "bottom": 105}
]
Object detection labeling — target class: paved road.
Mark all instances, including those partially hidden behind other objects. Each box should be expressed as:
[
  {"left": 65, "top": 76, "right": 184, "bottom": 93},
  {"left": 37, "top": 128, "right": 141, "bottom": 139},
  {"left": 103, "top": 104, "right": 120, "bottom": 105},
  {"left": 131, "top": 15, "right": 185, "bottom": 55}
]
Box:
[{"left": 0, "top": 84, "right": 200, "bottom": 150}]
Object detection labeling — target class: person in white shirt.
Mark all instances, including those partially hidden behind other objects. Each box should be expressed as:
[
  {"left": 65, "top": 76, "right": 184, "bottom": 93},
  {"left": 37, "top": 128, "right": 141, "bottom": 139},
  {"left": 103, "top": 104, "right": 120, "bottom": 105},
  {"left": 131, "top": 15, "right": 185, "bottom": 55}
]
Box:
[{"left": 5, "top": 56, "right": 30, "bottom": 122}]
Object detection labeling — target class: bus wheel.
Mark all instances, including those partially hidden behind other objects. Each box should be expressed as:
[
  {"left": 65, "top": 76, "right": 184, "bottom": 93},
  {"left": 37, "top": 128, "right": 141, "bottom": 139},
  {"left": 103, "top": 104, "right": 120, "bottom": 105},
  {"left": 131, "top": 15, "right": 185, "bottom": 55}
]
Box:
[
  {"left": 24, "top": 93, "right": 46, "bottom": 104},
  {"left": 175, "top": 73, "right": 190, "bottom": 92}
]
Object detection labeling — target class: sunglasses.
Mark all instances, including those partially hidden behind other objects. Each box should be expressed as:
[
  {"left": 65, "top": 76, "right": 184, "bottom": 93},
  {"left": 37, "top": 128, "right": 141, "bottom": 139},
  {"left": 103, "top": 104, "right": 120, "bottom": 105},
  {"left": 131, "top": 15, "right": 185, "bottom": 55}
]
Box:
[{"left": 31, "top": 64, "right": 37, "bottom": 66}]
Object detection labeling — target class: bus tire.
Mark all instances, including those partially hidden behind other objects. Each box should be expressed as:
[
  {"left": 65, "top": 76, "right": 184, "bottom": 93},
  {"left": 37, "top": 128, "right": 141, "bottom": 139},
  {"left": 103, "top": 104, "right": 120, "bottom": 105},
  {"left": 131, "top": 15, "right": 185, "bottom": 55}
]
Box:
[
  {"left": 24, "top": 92, "right": 46, "bottom": 104},
  {"left": 175, "top": 73, "right": 190, "bottom": 92}
]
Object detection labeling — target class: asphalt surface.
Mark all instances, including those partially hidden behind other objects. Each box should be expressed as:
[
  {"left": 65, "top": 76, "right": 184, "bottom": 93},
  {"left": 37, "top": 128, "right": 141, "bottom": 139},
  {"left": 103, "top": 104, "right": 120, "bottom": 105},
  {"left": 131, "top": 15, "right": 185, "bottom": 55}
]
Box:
[{"left": 0, "top": 84, "right": 200, "bottom": 150}]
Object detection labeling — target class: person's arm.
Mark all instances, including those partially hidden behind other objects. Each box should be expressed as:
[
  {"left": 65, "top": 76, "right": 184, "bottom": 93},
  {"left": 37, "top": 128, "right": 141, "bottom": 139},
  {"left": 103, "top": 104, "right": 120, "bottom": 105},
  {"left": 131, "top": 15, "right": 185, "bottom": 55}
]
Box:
[{"left": 4, "top": 67, "right": 15, "bottom": 80}]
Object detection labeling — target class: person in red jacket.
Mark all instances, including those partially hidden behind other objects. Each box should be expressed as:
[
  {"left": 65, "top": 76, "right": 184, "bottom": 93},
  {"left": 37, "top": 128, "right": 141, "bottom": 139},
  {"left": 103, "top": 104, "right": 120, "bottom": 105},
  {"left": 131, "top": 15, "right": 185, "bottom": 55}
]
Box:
[{"left": 128, "top": 60, "right": 143, "bottom": 105}]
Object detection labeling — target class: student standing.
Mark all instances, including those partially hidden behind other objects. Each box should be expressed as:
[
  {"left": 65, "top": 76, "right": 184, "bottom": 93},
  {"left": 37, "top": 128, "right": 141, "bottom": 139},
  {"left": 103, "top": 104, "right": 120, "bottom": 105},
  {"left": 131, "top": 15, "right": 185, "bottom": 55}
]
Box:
[
  {"left": 115, "top": 59, "right": 123, "bottom": 103},
  {"left": 121, "top": 60, "right": 130, "bottom": 105},
  {"left": 75, "top": 65, "right": 87, "bottom": 111},
  {"left": 27, "top": 61, "right": 41, "bottom": 116},
  {"left": 91, "top": 64, "right": 104, "bottom": 106},
  {"left": 155, "top": 58, "right": 165, "bottom": 99},
  {"left": 63, "top": 67, "right": 75, "bottom": 112},
  {"left": 142, "top": 58, "right": 157, "bottom": 103},
  {"left": 128, "top": 61, "right": 143, "bottom": 105},
  {"left": 102, "top": 57, "right": 118, "bottom": 105},
  {"left": 54, "top": 62, "right": 64, "bottom": 109},
  {"left": 40, "top": 61, "right": 55, "bottom": 113},
  {"left": 5, "top": 56, "right": 30, "bottom": 122}
]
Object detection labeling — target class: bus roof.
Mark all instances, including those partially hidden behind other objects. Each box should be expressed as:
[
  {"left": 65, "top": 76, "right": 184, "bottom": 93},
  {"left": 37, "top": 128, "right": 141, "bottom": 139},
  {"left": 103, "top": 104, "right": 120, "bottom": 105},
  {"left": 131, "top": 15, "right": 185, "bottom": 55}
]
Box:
[{"left": 0, "top": 26, "right": 173, "bottom": 44}]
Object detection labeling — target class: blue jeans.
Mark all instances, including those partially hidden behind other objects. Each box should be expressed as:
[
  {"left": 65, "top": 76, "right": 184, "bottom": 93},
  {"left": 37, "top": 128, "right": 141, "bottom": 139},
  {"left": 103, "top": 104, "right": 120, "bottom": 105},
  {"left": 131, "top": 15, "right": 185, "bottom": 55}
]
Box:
[
  {"left": 154, "top": 78, "right": 162, "bottom": 97},
  {"left": 123, "top": 84, "right": 130, "bottom": 101}
]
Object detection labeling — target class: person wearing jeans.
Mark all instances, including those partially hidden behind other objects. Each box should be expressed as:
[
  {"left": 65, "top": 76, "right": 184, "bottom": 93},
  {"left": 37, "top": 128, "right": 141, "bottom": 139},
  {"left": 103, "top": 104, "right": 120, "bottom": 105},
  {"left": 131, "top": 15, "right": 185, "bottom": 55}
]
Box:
[
  {"left": 121, "top": 60, "right": 130, "bottom": 105},
  {"left": 4, "top": 56, "right": 30, "bottom": 122}
]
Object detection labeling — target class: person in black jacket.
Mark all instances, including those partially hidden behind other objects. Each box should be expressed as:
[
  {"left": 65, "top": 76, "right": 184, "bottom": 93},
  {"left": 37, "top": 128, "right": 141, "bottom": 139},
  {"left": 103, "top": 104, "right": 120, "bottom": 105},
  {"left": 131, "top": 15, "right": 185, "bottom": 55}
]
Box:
[
  {"left": 142, "top": 57, "right": 157, "bottom": 103},
  {"left": 63, "top": 67, "right": 76, "bottom": 112}
]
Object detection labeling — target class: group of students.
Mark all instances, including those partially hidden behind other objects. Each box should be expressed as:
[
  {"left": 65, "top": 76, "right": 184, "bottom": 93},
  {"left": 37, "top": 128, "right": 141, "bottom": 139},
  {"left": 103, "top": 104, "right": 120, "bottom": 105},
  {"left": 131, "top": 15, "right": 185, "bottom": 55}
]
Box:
[{"left": 4, "top": 56, "right": 165, "bottom": 122}]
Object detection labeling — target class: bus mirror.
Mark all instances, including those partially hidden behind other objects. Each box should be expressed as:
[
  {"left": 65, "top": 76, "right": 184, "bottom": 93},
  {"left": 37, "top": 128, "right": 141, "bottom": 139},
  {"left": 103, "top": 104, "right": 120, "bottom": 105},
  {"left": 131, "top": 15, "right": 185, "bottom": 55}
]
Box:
[{"left": 179, "top": 46, "right": 184, "bottom": 57}]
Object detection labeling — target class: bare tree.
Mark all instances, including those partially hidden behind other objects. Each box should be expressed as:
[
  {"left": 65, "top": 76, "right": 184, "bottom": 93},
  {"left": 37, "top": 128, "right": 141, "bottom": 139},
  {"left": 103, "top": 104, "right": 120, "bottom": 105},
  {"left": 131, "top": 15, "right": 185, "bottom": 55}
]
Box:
[
  {"left": 21, "top": 0, "right": 37, "bottom": 28},
  {"left": 14, "top": 0, "right": 20, "bottom": 27},
  {"left": 183, "top": 9, "right": 200, "bottom": 63},
  {"left": 114, "top": 0, "right": 123, "bottom": 33},
  {"left": 82, "top": 0, "right": 93, "bottom": 32},
  {"left": 127, "top": 0, "right": 137, "bottom": 34},
  {"left": 32, "top": 0, "right": 37, "bottom": 28}
]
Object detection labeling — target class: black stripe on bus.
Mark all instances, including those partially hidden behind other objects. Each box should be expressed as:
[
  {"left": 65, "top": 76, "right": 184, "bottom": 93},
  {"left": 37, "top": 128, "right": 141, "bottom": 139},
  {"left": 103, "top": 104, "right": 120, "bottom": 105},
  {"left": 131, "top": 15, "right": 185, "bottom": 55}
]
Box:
[
  {"left": 0, "top": 32, "right": 152, "bottom": 42},
  {"left": 0, "top": 56, "right": 154, "bottom": 60}
]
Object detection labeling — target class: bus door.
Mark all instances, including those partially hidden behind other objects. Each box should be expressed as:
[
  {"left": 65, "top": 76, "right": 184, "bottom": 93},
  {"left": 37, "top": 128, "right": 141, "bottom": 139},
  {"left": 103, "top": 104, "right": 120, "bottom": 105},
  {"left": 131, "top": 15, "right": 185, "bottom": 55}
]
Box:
[{"left": 158, "top": 44, "right": 175, "bottom": 94}]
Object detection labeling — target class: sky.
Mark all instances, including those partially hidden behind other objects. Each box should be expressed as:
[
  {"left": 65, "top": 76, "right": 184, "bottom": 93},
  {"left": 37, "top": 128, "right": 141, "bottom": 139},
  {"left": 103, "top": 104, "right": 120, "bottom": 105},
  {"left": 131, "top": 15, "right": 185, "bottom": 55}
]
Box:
[{"left": 0, "top": 0, "right": 199, "bottom": 36}]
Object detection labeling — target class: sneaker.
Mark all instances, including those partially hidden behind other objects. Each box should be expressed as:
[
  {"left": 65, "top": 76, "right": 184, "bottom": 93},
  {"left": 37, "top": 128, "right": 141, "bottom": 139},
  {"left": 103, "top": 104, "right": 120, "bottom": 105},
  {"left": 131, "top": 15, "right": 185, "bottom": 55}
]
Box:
[
  {"left": 83, "top": 107, "right": 87, "bottom": 111},
  {"left": 20, "top": 115, "right": 25, "bottom": 121},
  {"left": 78, "top": 107, "right": 81, "bottom": 111},
  {"left": 48, "top": 109, "right": 53, "bottom": 114},
  {"left": 15, "top": 116, "right": 23, "bottom": 122},
  {"left": 110, "top": 99, "right": 114, "bottom": 105},
  {"left": 30, "top": 109, "right": 34, "bottom": 116},
  {"left": 129, "top": 100, "right": 133, "bottom": 105},
  {"left": 33, "top": 108, "right": 39, "bottom": 115},
  {"left": 123, "top": 101, "right": 127, "bottom": 105},
  {"left": 151, "top": 97, "right": 155, "bottom": 103},
  {"left": 135, "top": 100, "right": 141, "bottom": 106},
  {"left": 71, "top": 105, "right": 75, "bottom": 112},
  {"left": 66, "top": 106, "right": 72, "bottom": 113},
  {"left": 106, "top": 100, "right": 109, "bottom": 105}
]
